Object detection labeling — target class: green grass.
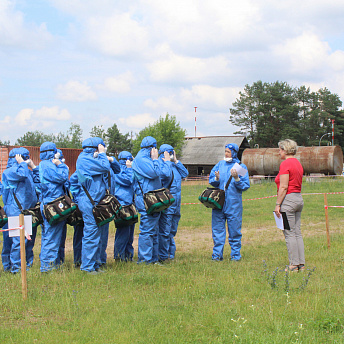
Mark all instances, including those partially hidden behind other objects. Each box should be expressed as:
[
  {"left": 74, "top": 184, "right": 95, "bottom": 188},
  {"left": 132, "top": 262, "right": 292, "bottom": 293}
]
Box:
[{"left": 1, "top": 179, "right": 344, "bottom": 343}]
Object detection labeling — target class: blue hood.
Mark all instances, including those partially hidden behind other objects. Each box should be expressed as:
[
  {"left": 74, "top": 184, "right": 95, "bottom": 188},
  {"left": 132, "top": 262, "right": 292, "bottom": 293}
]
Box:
[
  {"left": 140, "top": 136, "right": 157, "bottom": 149},
  {"left": 159, "top": 144, "right": 174, "bottom": 157},
  {"left": 82, "top": 137, "right": 105, "bottom": 154},
  {"left": 225, "top": 143, "right": 240, "bottom": 163},
  {"left": 7, "top": 148, "right": 20, "bottom": 168},
  {"left": 118, "top": 151, "right": 133, "bottom": 166},
  {"left": 40, "top": 142, "right": 57, "bottom": 160}
]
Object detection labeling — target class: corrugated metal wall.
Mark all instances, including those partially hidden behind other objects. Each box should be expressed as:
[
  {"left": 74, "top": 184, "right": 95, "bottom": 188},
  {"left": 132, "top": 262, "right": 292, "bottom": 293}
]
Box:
[{"left": 0, "top": 145, "right": 82, "bottom": 181}]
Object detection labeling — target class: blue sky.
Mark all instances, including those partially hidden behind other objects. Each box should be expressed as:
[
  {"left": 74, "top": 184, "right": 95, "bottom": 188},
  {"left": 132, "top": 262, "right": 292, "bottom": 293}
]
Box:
[{"left": 1, "top": 0, "right": 344, "bottom": 144}]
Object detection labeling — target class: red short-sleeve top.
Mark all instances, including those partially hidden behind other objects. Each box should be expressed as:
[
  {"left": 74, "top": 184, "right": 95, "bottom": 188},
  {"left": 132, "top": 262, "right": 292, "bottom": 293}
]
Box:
[{"left": 275, "top": 157, "right": 303, "bottom": 194}]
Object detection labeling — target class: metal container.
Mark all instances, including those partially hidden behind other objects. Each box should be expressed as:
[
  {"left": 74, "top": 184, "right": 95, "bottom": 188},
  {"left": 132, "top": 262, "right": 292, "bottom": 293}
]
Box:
[{"left": 242, "top": 146, "right": 343, "bottom": 176}]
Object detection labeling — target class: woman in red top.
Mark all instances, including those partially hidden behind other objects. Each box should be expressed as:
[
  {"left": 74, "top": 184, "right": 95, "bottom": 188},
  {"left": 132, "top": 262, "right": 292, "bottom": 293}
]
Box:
[{"left": 274, "top": 139, "right": 305, "bottom": 272}]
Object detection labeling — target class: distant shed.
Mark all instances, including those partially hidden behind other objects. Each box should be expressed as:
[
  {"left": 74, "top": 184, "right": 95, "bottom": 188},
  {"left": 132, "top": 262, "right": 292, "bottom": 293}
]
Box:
[{"left": 179, "top": 136, "right": 250, "bottom": 176}]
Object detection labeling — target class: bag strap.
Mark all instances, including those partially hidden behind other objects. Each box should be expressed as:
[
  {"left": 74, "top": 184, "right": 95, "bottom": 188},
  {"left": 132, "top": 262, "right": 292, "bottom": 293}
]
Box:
[
  {"left": 82, "top": 185, "right": 96, "bottom": 206},
  {"left": 224, "top": 162, "right": 242, "bottom": 190},
  {"left": 167, "top": 172, "right": 174, "bottom": 189},
  {"left": 12, "top": 189, "right": 23, "bottom": 211},
  {"left": 135, "top": 176, "right": 144, "bottom": 195}
]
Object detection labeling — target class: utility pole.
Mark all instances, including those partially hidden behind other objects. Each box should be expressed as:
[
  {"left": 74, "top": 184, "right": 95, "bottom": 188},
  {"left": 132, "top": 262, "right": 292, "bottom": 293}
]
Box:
[{"left": 194, "top": 107, "right": 197, "bottom": 137}]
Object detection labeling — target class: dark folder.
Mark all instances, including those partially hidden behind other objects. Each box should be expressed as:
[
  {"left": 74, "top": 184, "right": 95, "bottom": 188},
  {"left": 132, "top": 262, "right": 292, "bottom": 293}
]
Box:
[{"left": 280, "top": 212, "right": 290, "bottom": 230}]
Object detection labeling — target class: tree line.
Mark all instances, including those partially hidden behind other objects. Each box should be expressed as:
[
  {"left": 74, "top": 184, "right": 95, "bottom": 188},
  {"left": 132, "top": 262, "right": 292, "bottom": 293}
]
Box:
[
  {"left": 229, "top": 81, "right": 344, "bottom": 150},
  {"left": 5, "top": 113, "right": 186, "bottom": 157}
]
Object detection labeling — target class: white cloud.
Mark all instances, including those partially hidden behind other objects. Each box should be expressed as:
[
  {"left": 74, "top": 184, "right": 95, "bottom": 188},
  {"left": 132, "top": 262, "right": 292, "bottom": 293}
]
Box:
[
  {"left": 119, "top": 113, "right": 157, "bottom": 129},
  {"left": 56, "top": 81, "right": 97, "bottom": 102},
  {"left": 97, "top": 72, "right": 134, "bottom": 94},
  {"left": 35, "top": 106, "right": 71, "bottom": 120},
  {"left": 0, "top": 0, "right": 52, "bottom": 49}
]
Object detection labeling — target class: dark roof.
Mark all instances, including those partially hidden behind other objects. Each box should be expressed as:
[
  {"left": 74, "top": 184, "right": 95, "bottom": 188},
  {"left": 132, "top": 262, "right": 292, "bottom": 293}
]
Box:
[{"left": 180, "top": 136, "right": 250, "bottom": 165}]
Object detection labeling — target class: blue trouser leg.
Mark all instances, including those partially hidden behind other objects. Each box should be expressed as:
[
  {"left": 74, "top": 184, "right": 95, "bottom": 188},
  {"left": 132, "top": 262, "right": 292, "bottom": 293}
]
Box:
[
  {"left": 169, "top": 214, "right": 180, "bottom": 259},
  {"left": 99, "top": 223, "right": 109, "bottom": 265},
  {"left": 1, "top": 225, "right": 12, "bottom": 271},
  {"left": 138, "top": 212, "right": 160, "bottom": 263},
  {"left": 114, "top": 225, "right": 130, "bottom": 260},
  {"left": 26, "top": 225, "right": 38, "bottom": 268},
  {"left": 73, "top": 224, "right": 83, "bottom": 265},
  {"left": 158, "top": 212, "right": 172, "bottom": 261},
  {"left": 79, "top": 202, "right": 101, "bottom": 272},
  {"left": 56, "top": 223, "right": 67, "bottom": 265},
  {"left": 125, "top": 224, "right": 135, "bottom": 261},
  {"left": 211, "top": 209, "right": 226, "bottom": 260},
  {"left": 40, "top": 219, "right": 65, "bottom": 272},
  {"left": 226, "top": 213, "right": 242, "bottom": 260}
]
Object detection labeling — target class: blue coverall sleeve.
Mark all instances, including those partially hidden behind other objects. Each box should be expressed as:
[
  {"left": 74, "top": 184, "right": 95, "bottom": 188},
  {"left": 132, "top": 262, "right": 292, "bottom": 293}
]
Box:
[
  {"left": 32, "top": 166, "right": 40, "bottom": 184},
  {"left": 110, "top": 159, "right": 121, "bottom": 174},
  {"left": 233, "top": 164, "right": 250, "bottom": 192},
  {"left": 175, "top": 161, "right": 189, "bottom": 179},
  {"left": 4, "top": 162, "right": 31, "bottom": 183},
  {"left": 139, "top": 157, "right": 161, "bottom": 180},
  {"left": 115, "top": 169, "right": 133, "bottom": 187},
  {"left": 209, "top": 163, "right": 220, "bottom": 187},
  {"left": 42, "top": 162, "right": 69, "bottom": 184},
  {"left": 83, "top": 153, "right": 110, "bottom": 176}
]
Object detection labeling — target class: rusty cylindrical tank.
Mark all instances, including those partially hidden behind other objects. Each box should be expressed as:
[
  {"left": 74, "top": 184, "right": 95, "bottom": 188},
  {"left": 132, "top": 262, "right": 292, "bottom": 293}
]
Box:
[{"left": 242, "top": 146, "right": 343, "bottom": 175}]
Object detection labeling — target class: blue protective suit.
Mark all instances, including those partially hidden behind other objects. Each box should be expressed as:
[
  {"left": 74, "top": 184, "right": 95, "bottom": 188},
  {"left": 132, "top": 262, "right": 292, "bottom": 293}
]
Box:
[
  {"left": 158, "top": 144, "right": 189, "bottom": 260},
  {"left": 39, "top": 142, "right": 69, "bottom": 272},
  {"left": 69, "top": 171, "right": 83, "bottom": 266},
  {"left": 112, "top": 151, "right": 135, "bottom": 261},
  {"left": 76, "top": 137, "right": 120, "bottom": 272},
  {"left": 132, "top": 136, "right": 171, "bottom": 263},
  {"left": 209, "top": 143, "right": 250, "bottom": 261},
  {"left": 56, "top": 149, "right": 69, "bottom": 266},
  {"left": 99, "top": 154, "right": 120, "bottom": 266},
  {"left": 1, "top": 148, "right": 39, "bottom": 273}
]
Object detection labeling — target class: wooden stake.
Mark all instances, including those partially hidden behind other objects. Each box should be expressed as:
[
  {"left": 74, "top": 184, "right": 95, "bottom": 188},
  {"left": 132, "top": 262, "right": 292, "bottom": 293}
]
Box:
[
  {"left": 324, "top": 193, "right": 331, "bottom": 249},
  {"left": 19, "top": 214, "right": 28, "bottom": 300}
]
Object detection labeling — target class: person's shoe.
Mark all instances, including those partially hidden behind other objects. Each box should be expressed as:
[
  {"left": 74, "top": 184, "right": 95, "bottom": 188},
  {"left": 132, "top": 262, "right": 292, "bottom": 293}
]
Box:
[
  {"left": 298, "top": 264, "right": 305, "bottom": 271},
  {"left": 87, "top": 270, "right": 100, "bottom": 275},
  {"left": 154, "top": 262, "right": 164, "bottom": 266},
  {"left": 285, "top": 265, "right": 298, "bottom": 272},
  {"left": 95, "top": 268, "right": 106, "bottom": 273}
]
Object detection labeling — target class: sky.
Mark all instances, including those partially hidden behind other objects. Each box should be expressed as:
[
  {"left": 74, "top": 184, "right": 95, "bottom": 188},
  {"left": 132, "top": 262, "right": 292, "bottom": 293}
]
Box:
[{"left": 1, "top": 0, "right": 344, "bottom": 144}]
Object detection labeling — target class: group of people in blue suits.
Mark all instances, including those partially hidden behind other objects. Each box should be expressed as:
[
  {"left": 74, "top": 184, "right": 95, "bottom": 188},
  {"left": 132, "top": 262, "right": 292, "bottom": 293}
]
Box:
[
  {"left": 0, "top": 135, "right": 190, "bottom": 274},
  {"left": 1, "top": 137, "right": 249, "bottom": 274}
]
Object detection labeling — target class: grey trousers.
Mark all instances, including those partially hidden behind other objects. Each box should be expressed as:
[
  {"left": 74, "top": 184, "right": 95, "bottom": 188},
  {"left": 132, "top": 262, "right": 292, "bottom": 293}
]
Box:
[{"left": 280, "top": 193, "right": 305, "bottom": 266}]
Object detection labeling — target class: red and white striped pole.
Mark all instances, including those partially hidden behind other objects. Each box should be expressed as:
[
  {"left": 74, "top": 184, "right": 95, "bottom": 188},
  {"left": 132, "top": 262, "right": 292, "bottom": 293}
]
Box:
[
  {"left": 194, "top": 107, "right": 197, "bottom": 137},
  {"left": 331, "top": 119, "right": 335, "bottom": 146}
]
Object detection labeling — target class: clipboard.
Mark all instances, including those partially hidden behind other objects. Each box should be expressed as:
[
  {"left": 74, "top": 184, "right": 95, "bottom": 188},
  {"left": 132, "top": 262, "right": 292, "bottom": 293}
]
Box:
[
  {"left": 280, "top": 212, "right": 290, "bottom": 230},
  {"left": 273, "top": 211, "right": 290, "bottom": 230}
]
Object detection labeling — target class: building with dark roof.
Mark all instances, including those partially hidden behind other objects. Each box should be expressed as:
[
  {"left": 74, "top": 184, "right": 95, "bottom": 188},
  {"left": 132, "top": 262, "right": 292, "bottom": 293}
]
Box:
[{"left": 179, "top": 136, "right": 250, "bottom": 176}]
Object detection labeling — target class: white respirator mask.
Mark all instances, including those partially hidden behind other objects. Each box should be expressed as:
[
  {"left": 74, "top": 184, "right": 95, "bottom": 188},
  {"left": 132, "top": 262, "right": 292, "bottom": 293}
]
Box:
[
  {"left": 54, "top": 152, "right": 61, "bottom": 159},
  {"left": 93, "top": 151, "right": 99, "bottom": 158},
  {"left": 224, "top": 157, "right": 232, "bottom": 162}
]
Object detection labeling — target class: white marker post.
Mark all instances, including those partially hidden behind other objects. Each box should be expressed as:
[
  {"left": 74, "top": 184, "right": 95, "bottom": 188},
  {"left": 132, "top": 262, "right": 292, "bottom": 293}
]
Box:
[
  {"left": 9, "top": 214, "right": 33, "bottom": 300},
  {"left": 19, "top": 214, "right": 27, "bottom": 300}
]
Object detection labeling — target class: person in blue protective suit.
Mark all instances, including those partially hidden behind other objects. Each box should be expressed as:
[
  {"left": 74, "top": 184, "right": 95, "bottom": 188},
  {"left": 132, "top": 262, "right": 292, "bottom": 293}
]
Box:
[
  {"left": 39, "top": 142, "right": 69, "bottom": 272},
  {"left": 69, "top": 171, "right": 84, "bottom": 267},
  {"left": 158, "top": 144, "right": 189, "bottom": 261},
  {"left": 55, "top": 149, "right": 69, "bottom": 266},
  {"left": 1, "top": 147, "right": 40, "bottom": 273},
  {"left": 209, "top": 143, "right": 250, "bottom": 261},
  {"left": 132, "top": 136, "right": 172, "bottom": 264},
  {"left": 112, "top": 151, "right": 136, "bottom": 261},
  {"left": 99, "top": 153, "right": 120, "bottom": 267},
  {"left": 76, "top": 137, "right": 120, "bottom": 273}
]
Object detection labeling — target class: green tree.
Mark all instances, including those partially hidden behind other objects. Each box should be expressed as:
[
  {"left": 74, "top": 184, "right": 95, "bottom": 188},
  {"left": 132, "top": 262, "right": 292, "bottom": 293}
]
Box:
[
  {"left": 230, "top": 81, "right": 343, "bottom": 150},
  {"left": 131, "top": 113, "right": 187, "bottom": 156},
  {"left": 105, "top": 124, "right": 132, "bottom": 157},
  {"left": 15, "top": 130, "right": 54, "bottom": 146},
  {"left": 90, "top": 125, "right": 106, "bottom": 142}
]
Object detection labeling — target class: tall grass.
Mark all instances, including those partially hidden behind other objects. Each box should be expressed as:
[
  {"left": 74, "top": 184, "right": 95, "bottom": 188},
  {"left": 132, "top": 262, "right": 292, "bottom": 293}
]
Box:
[{"left": 1, "top": 178, "right": 344, "bottom": 343}]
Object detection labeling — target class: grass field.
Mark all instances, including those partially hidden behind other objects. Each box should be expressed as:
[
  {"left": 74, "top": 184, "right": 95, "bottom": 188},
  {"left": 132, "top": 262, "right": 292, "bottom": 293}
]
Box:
[{"left": 1, "top": 178, "right": 344, "bottom": 343}]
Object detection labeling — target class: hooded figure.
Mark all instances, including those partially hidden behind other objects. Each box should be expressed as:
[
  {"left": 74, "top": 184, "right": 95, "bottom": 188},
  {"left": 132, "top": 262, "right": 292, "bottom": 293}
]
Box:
[
  {"left": 76, "top": 137, "right": 120, "bottom": 273},
  {"left": 158, "top": 144, "right": 188, "bottom": 261},
  {"left": 208, "top": 143, "right": 250, "bottom": 261},
  {"left": 1, "top": 147, "right": 39, "bottom": 273},
  {"left": 112, "top": 151, "right": 135, "bottom": 261},
  {"left": 55, "top": 149, "right": 70, "bottom": 266},
  {"left": 132, "top": 136, "right": 171, "bottom": 263},
  {"left": 39, "top": 142, "right": 69, "bottom": 272}
]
